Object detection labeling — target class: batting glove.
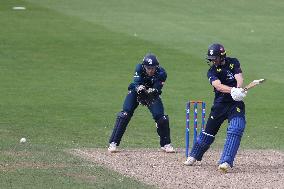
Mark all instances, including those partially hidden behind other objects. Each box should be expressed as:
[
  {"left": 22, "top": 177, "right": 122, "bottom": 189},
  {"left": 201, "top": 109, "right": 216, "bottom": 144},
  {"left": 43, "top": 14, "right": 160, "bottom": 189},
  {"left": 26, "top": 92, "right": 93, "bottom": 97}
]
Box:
[{"left": 231, "top": 87, "right": 247, "bottom": 101}]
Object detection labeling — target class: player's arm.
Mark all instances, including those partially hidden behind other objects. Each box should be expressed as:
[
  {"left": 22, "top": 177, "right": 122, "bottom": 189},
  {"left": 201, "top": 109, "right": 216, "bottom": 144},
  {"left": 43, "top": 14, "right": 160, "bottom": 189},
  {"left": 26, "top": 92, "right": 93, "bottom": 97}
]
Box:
[
  {"left": 211, "top": 79, "right": 232, "bottom": 93},
  {"left": 131, "top": 64, "right": 146, "bottom": 94},
  {"left": 232, "top": 58, "right": 244, "bottom": 88},
  {"left": 211, "top": 74, "right": 244, "bottom": 94},
  {"left": 234, "top": 73, "right": 244, "bottom": 88},
  {"left": 208, "top": 69, "right": 232, "bottom": 93},
  {"left": 152, "top": 69, "right": 167, "bottom": 95},
  {"left": 133, "top": 65, "right": 143, "bottom": 87},
  {"left": 137, "top": 70, "right": 166, "bottom": 106}
]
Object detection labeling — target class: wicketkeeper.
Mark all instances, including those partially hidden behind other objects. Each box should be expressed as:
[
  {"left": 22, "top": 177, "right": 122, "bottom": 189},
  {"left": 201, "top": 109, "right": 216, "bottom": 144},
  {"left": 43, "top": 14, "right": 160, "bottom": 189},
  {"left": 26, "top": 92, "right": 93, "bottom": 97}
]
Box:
[
  {"left": 184, "top": 43, "right": 247, "bottom": 172},
  {"left": 108, "top": 53, "right": 174, "bottom": 153}
]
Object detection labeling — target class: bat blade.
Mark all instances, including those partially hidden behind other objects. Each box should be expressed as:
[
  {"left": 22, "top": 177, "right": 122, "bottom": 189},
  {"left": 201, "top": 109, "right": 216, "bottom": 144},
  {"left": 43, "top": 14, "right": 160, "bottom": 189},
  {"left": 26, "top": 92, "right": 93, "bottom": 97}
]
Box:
[
  {"left": 253, "top": 79, "right": 265, "bottom": 84},
  {"left": 244, "top": 79, "right": 266, "bottom": 91}
]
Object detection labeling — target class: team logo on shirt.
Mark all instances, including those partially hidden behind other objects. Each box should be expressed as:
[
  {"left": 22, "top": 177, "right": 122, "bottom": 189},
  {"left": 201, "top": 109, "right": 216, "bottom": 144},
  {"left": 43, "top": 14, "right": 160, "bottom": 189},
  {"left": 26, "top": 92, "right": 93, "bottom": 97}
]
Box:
[
  {"left": 230, "top": 64, "right": 234, "bottom": 69},
  {"left": 226, "top": 70, "right": 234, "bottom": 80},
  {"left": 217, "top": 68, "right": 222, "bottom": 72}
]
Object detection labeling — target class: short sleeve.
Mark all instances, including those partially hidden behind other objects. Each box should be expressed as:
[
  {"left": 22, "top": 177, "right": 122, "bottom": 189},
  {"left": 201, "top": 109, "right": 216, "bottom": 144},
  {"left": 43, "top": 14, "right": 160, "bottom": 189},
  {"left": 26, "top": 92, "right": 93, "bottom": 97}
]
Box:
[
  {"left": 232, "top": 58, "right": 242, "bottom": 74},
  {"left": 133, "top": 64, "right": 143, "bottom": 86},
  {"left": 207, "top": 69, "right": 218, "bottom": 85}
]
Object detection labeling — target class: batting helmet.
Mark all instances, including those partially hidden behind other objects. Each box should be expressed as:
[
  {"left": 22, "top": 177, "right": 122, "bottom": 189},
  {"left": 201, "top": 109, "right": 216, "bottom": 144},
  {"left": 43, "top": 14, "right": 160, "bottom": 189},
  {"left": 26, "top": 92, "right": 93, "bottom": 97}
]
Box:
[{"left": 206, "top": 43, "right": 226, "bottom": 62}]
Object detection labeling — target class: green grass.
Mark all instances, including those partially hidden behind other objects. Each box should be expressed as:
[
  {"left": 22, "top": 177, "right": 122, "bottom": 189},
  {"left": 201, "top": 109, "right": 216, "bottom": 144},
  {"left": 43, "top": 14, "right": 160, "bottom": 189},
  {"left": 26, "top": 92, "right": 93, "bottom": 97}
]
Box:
[
  {"left": 0, "top": 144, "right": 155, "bottom": 189},
  {"left": 0, "top": 0, "right": 283, "bottom": 188}
]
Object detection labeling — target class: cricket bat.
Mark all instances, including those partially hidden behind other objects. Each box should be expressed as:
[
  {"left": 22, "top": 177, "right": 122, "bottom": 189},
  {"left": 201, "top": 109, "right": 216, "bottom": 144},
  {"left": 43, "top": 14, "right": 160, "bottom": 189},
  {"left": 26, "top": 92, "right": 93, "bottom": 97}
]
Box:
[{"left": 243, "top": 79, "right": 266, "bottom": 91}]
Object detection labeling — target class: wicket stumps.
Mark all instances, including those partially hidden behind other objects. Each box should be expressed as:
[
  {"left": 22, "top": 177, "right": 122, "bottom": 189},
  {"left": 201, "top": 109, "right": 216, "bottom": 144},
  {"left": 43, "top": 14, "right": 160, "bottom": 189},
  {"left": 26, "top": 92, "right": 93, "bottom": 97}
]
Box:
[{"left": 185, "top": 100, "right": 206, "bottom": 158}]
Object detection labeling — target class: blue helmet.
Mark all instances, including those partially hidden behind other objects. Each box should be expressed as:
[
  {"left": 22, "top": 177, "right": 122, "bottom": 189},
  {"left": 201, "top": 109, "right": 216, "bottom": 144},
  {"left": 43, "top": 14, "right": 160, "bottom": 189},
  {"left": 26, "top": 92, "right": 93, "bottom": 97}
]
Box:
[
  {"left": 142, "top": 53, "right": 159, "bottom": 67},
  {"left": 206, "top": 43, "right": 226, "bottom": 62}
]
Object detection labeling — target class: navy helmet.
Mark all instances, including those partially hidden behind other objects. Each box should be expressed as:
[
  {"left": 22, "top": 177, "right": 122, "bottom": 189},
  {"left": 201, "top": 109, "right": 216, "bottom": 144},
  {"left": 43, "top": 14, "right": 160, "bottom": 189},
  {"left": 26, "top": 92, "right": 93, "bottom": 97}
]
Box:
[
  {"left": 206, "top": 43, "right": 226, "bottom": 62},
  {"left": 142, "top": 53, "right": 159, "bottom": 67}
]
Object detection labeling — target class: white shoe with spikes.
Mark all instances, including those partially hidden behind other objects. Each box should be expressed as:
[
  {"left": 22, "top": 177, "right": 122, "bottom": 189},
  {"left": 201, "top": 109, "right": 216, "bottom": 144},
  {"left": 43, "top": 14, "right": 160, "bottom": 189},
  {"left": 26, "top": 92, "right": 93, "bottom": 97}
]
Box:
[
  {"left": 218, "top": 162, "right": 230, "bottom": 173},
  {"left": 184, "top": 156, "right": 196, "bottom": 166},
  {"left": 108, "top": 142, "right": 118, "bottom": 153},
  {"left": 161, "top": 144, "right": 175, "bottom": 153}
]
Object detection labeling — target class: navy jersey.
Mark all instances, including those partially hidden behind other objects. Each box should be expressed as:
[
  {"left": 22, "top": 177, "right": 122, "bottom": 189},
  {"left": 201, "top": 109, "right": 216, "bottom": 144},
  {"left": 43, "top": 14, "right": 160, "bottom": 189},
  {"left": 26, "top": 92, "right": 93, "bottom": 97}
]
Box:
[
  {"left": 128, "top": 64, "right": 167, "bottom": 95},
  {"left": 207, "top": 57, "right": 242, "bottom": 103}
]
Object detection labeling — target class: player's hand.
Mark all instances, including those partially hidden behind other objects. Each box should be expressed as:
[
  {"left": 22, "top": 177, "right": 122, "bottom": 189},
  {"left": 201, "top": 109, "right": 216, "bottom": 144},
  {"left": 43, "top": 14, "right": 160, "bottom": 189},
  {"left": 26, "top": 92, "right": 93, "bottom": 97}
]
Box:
[
  {"left": 231, "top": 87, "right": 247, "bottom": 101},
  {"left": 136, "top": 85, "right": 146, "bottom": 94}
]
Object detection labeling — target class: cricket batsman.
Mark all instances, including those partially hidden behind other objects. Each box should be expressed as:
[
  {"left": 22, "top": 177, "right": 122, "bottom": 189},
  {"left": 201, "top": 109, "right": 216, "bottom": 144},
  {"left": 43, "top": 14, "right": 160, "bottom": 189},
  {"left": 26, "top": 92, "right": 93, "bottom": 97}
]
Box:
[{"left": 184, "top": 43, "right": 247, "bottom": 172}]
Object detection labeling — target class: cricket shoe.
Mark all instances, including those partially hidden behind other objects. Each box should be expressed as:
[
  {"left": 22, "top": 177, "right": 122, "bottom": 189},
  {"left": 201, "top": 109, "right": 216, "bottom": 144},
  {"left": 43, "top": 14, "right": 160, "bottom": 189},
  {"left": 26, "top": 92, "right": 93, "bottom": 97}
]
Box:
[
  {"left": 161, "top": 144, "right": 175, "bottom": 153},
  {"left": 218, "top": 162, "right": 230, "bottom": 173},
  {"left": 184, "top": 156, "right": 196, "bottom": 166},
  {"left": 108, "top": 142, "right": 118, "bottom": 153}
]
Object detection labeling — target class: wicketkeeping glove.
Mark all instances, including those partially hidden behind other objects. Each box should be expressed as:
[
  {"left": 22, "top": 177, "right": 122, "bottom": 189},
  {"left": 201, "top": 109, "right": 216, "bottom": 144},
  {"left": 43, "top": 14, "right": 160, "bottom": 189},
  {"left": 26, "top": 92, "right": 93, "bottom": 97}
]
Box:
[
  {"left": 146, "top": 88, "right": 158, "bottom": 99},
  {"left": 137, "top": 87, "right": 159, "bottom": 106},
  {"left": 136, "top": 85, "right": 146, "bottom": 94}
]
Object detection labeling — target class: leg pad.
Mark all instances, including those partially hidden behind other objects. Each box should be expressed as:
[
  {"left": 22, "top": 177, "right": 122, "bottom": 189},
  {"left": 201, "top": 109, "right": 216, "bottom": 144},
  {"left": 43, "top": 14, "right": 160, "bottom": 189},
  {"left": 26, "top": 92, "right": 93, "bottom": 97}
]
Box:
[
  {"left": 190, "top": 132, "right": 215, "bottom": 161},
  {"left": 219, "top": 117, "right": 246, "bottom": 167},
  {"left": 156, "top": 115, "right": 171, "bottom": 147},
  {"left": 109, "top": 111, "right": 131, "bottom": 146}
]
